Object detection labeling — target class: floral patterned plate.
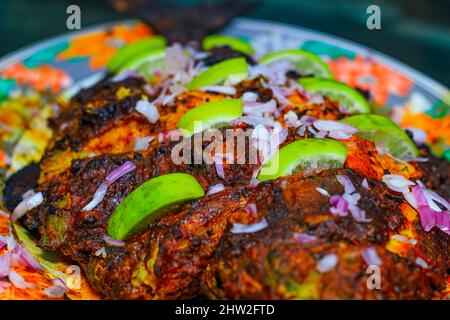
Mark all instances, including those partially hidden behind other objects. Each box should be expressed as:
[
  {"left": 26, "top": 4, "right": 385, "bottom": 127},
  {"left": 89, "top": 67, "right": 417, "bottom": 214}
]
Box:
[{"left": 0, "top": 18, "right": 448, "bottom": 299}]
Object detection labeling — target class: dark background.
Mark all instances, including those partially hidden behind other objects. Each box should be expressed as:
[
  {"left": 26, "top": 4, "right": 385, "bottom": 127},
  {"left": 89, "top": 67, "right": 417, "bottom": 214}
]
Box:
[{"left": 0, "top": 0, "right": 449, "bottom": 87}]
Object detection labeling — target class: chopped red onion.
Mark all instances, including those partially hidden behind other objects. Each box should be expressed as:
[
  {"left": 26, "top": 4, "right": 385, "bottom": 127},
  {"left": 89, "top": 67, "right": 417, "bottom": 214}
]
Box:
[
  {"left": 361, "top": 178, "right": 369, "bottom": 190},
  {"left": 243, "top": 99, "right": 277, "bottom": 115},
  {"left": 406, "top": 127, "right": 427, "bottom": 146},
  {"left": 136, "top": 99, "right": 160, "bottom": 124},
  {"left": 11, "top": 191, "right": 44, "bottom": 222},
  {"left": 6, "top": 235, "right": 17, "bottom": 251},
  {"left": 0, "top": 253, "right": 11, "bottom": 278},
  {"left": 349, "top": 205, "right": 371, "bottom": 222},
  {"left": 201, "top": 85, "right": 236, "bottom": 95},
  {"left": 313, "top": 120, "right": 359, "bottom": 140},
  {"left": 231, "top": 116, "right": 275, "bottom": 127},
  {"left": 242, "top": 92, "right": 258, "bottom": 103},
  {"left": 412, "top": 185, "right": 450, "bottom": 234},
  {"left": 329, "top": 194, "right": 349, "bottom": 216},
  {"left": 103, "top": 236, "right": 125, "bottom": 247},
  {"left": 415, "top": 257, "right": 428, "bottom": 269},
  {"left": 336, "top": 174, "right": 356, "bottom": 194},
  {"left": 294, "top": 232, "right": 317, "bottom": 244},
  {"left": 82, "top": 161, "right": 136, "bottom": 211},
  {"left": 245, "top": 203, "right": 257, "bottom": 215},
  {"left": 213, "top": 153, "right": 232, "bottom": 179},
  {"left": 423, "top": 188, "right": 450, "bottom": 211},
  {"left": 231, "top": 218, "right": 268, "bottom": 234},
  {"left": 8, "top": 270, "right": 34, "bottom": 289},
  {"left": 0, "top": 280, "right": 11, "bottom": 288},
  {"left": 316, "top": 254, "right": 338, "bottom": 273},
  {"left": 95, "top": 247, "right": 107, "bottom": 258},
  {"left": 391, "top": 234, "right": 417, "bottom": 245},
  {"left": 15, "top": 244, "right": 43, "bottom": 271},
  {"left": 316, "top": 187, "right": 330, "bottom": 197},
  {"left": 21, "top": 189, "right": 35, "bottom": 199},
  {"left": 361, "top": 247, "right": 382, "bottom": 266},
  {"left": 207, "top": 184, "right": 226, "bottom": 195},
  {"left": 133, "top": 136, "right": 154, "bottom": 151},
  {"left": 382, "top": 174, "right": 415, "bottom": 194},
  {"left": 284, "top": 110, "right": 298, "bottom": 124}
]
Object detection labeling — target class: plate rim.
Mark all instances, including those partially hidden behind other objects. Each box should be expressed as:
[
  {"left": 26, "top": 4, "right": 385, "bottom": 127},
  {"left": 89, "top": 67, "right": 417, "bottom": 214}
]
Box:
[{"left": 0, "top": 17, "right": 448, "bottom": 100}]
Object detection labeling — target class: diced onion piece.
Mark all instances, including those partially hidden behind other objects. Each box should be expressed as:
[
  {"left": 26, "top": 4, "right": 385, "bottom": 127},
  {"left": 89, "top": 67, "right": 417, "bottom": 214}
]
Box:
[
  {"left": 294, "top": 232, "right": 317, "bottom": 244},
  {"left": 316, "top": 254, "right": 338, "bottom": 273},
  {"left": 382, "top": 174, "right": 415, "bottom": 194},
  {"left": 243, "top": 99, "right": 277, "bottom": 115},
  {"left": 133, "top": 136, "right": 154, "bottom": 151},
  {"left": 11, "top": 191, "right": 44, "bottom": 222},
  {"left": 231, "top": 218, "right": 268, "bottom": 234},
  {"left": 361, "top": 247, "right": 382, "bottom": 266},
  {"left": 316, "top": 187, "right": 330, "bottom": 197},
  {"left": 82, "top": 161, "right": 136, "bottom": 211},
  {"left": 103, "top": 236, "right": 125, "bottom": 247},
  {"left": 201, "top": 85, "right": 236, "bottom": 95},
  {"left": 8, "top": 270, "right": 34, "bottom": 289},
  {"left": 136, "top": 99, "right": 160, "bottom": 124},
  {"left": 206, "top": 184, "right": 225, "bottom": 195}
]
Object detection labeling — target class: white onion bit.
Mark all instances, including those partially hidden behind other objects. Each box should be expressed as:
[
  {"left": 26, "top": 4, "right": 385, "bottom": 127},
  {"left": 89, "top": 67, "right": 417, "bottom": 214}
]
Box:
[
  {"left": 231, "top": 218, "right": 268, "bottom": 234},
  {"left": 11, "top": 191, "right": 44, "bottom": 222},
  {"left": 136, "top": 99, "right": 160, "bottom": 124},
  {"left": 316, "top": 254, "right": 338, "bottom": 273}
]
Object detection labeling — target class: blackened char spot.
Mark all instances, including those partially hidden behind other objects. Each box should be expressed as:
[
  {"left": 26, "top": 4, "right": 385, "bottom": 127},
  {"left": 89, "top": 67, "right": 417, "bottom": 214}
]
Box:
[
  {"left": 200, "top": 46, "right": 256, "bottom": 67},
  {"left": 4, "top": 163, "right": 40, "bottom": 211}
]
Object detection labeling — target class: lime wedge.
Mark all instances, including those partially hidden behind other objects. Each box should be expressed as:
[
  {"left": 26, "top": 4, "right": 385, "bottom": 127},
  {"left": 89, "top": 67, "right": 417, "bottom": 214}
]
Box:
[
  {"left": 108, "top": 173, "right": 205, "bottom": 240},
  {"left": 177, "top": 99, "right": 243, "bottom": 137},
  {"left": 118, "top": 47, "right": 166, "bottom": 80},
  {"left": 107, "top": 36, "right": 166, "bottom": 73},
  {"left": 260, "top": 49, "right": 333, "bottom": 78},
  {"left": 187, "top": 57, "right": 248, "bottom": 90},
  {"left": 341, "top": 114, "right": 419, "bottom": 161},
  {"left": 299, "top": 78, "right": 371, "bottom": 114},
  {"left": 258, "top": 138, "right": 348, "bottom": 181},
  {"left": 203, "top": 35, "right": 254, "bottom": 55}
]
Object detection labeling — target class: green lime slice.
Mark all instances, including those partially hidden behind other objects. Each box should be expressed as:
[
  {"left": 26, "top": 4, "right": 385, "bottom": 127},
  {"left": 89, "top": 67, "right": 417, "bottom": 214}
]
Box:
[
  {"left": 177, "top": 99, "right": 243, "bottom": 137},
  {"left": 107, "top": 36, "right": 166, "bottom": 73},
  {"left": 299, "top": 78, "right": 371, "bottom": 114},
  {"left": 341, "top": 114, "right": 419, "bottom": 161},
  {"left": 108, "top": 173, "right": 205, "bottom": 240},
  {"left": 260, "top": 49, "right": 333, "bottom": 78},
  {"left": 187, "top": 57, "right": 248, "bottom": 90},
  {"left": 117, "top": 47, "right": 166, "bottom": 79},
  {"left": 203, "top": 35, "right": 254, "bottom": 55},
  {"left": 258, "top": 138, "right": 348, "bottom": 181}
]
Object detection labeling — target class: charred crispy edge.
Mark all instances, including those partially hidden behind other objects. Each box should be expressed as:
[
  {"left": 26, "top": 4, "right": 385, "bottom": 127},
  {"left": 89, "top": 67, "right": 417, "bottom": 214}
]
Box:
[
  {"left": 4, "top": 163, "right": 40, "bottom": 211},
  {"left": 71, "top": 77, "right": 145, "bottom": 106}
]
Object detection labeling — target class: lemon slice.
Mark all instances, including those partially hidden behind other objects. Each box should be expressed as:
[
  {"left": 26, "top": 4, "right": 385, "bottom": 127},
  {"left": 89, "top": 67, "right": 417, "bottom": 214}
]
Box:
[
  {"left": 203, "top": 35, "right": 254, "bottom": 55},
  {"left": 107, "top": 36, "right": 166, "bottom": 73},
  {"left": 260, "top": 49, "right": 333, "bottom": 78},
  {"left": 341, "top": 114, "right": 419, "bottom": 161},
  {"left": 299, "top": 77, "right": 371, "bottom": 114},
  {"left": 187, "top": 57, "right": 248, "bottom": 90},
  {"left": 258, "top": 138, "right": 348, "bottom": 181},
  {"left": 177, "top": 99, "right": 243, "bottom": 137},
  {"left": 108, "top": 173, "right": 204, "bottom": 240},
  {"left": 117, "top": 47, "right": 166, "bottom": 80}
]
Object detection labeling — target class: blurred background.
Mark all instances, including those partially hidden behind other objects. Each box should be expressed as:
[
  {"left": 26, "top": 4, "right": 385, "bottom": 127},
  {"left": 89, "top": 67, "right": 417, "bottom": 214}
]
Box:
[{"left": 0, "top": 0, "right": 449, "bottom": 86}]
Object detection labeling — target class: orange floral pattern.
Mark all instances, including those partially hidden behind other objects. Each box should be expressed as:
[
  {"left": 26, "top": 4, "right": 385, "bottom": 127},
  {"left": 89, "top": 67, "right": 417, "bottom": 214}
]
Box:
[
  {"left": 329, "top": 56, "right": 413, "bottom": 105},
  {"left": 57, "top": 23, "right": 153, "bottom": 69},
  {"left": 1, "top": 63, "right": 72, "bottom": 92}
]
